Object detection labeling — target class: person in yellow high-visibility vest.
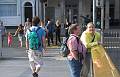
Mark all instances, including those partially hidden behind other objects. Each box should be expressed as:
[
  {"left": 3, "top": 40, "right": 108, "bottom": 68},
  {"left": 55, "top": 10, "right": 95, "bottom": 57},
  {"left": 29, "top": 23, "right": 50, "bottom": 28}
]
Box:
[{"left": 80, "top": 22, "right": 101, "bottom": 77}]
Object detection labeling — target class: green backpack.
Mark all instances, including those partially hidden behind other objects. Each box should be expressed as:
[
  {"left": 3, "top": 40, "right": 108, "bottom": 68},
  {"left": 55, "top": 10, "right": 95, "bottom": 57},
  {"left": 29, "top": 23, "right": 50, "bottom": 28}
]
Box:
[{"left": 28, "top": 27, "right": 41, "bottom": 50}]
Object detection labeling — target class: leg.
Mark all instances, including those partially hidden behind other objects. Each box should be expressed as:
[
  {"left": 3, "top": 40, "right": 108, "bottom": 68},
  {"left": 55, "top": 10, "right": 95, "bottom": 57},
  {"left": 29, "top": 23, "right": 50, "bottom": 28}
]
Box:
[
  {"left": 34, "top": 52, "right": 43, "bottom": 76},
  {"left": 68, "top": 59, "right": 83, "bottom": 77},
  {"left": 28, "top": 50, "right": 39, "bottom": 77},
  {"left": 58, "top": 32, "right": 61, "bottom": 44},
  {"left": 20, "top": 35, "right": 23, "bottom": 47},
  {"left": 47, "top": 33, "right": 50, "bottom": 46},
  {"left": 81, "top": 52, "right": 91, "bottom": 77},
  {"left": 29, "top": 61, "right": 36, "bottom": 73},
  {"left": 55, "top": 32, "right": 57, "bottom": 45},
  {"left": 2, "top": 36, "right": 4, "bottom": 48},
  {"left": 50, "top": 33, "right": 54, "bottom": 45}
]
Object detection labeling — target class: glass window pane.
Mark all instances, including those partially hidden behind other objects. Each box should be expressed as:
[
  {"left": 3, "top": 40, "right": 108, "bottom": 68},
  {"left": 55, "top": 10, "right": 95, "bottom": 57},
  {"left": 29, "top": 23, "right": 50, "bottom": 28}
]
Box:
[{"left": 0, "top": 4, "right": 17, "bottom": 16}]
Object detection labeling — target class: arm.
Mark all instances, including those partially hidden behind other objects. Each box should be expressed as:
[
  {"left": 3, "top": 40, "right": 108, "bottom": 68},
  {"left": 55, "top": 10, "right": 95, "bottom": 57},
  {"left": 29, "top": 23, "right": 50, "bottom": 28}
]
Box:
[
  {"left": 81, "top": 32, "right": 100, "bottom": 48},
  {"left": 67, "top": 37, "right": 79, "bottom": 60},
  {"left": 70, "top": 50, "right": 79, "bottom": 60},
  {"left": 25, "top": 31, "right": 29, "bottom": 49},
  {"left": 14, "top": 28, "right": 19, "bottom": 36}
]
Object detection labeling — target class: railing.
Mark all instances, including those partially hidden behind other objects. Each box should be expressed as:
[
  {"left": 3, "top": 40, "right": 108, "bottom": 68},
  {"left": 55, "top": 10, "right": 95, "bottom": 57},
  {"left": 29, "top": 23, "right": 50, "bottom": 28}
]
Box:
[
  {"left": 91, "top": 45, "right": 120, "bottom": 77},
  {"left": 103, "top": 29, "right": 120, "bottom": 71},
  {"left": 91, "top": 29, "right": 120, "bottom": 77}
]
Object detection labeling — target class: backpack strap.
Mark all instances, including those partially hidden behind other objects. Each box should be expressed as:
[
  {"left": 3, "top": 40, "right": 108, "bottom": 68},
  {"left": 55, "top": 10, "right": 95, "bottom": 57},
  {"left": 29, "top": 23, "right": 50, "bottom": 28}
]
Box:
[
  {"left": 91, "top": 34, "right": 95, "bottom": 42},
  {"left": 36, "top": 27, "right": 41, "bottom": 33},
  {"left": 28, "top": 29, "right": 32, "bottom": 32},
  {"left": 70, "top": 35, "right": 79, "bottom": 44},
  {"left": 29, "top": 27, "right": 41, "bottom": 32}
]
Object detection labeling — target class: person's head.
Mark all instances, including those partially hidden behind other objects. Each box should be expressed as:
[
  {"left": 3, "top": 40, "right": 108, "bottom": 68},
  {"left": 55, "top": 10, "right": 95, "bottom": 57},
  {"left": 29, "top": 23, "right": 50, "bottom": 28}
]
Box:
[
  {"left": 86, "top": 22, "right": 95, "bottom": 34},
  {"left": 8, "top": 32, "right": 11, "bottom": 35},
  {"left": 18, "top": 24, "right": 23, "bottom": 29},
  {"left": 32, "top": 16, "right": 40, "bottom": 26},
  {"left": 68, "top": 24, "right": 81, "bottom": 36},
  {"left": 26, "top": 18, "right": 30, "bottom": 22},
  {"left": 56, "top": 19, "right": 60, "bottom": 26}
]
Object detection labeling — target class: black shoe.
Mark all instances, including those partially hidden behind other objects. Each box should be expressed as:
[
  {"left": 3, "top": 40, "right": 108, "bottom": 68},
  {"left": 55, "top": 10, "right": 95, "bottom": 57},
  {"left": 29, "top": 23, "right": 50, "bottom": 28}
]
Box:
[{"left": 32, "top": 72, "right": 38, "bottom": 77}]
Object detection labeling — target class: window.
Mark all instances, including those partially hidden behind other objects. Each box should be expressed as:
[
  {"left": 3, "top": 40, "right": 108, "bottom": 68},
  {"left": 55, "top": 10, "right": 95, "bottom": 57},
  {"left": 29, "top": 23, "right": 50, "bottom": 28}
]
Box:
[{"left": 0, "top": 4, "right": 17, "bottom": 16}]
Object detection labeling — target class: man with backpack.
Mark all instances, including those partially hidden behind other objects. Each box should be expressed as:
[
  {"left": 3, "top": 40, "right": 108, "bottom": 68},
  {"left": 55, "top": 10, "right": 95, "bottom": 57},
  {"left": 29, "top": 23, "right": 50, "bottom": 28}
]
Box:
[
  {"left": 25, "top": 16, "right": 46, "bottom": 77},
  {"left": 67, "top": 24, "right": 86, "bottom": 77}
]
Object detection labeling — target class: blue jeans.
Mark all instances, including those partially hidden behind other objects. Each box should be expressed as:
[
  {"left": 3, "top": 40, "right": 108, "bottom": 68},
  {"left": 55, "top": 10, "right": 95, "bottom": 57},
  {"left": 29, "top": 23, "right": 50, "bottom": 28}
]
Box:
[{"left": 68, "top": 58, "right": 83, "bottom": 77}]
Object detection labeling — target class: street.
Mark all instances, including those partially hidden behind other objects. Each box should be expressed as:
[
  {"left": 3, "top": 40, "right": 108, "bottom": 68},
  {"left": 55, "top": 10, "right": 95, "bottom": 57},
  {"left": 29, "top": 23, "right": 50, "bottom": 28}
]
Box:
[{"left": 0, "top": 48, "right": 70, "bottom": 77}]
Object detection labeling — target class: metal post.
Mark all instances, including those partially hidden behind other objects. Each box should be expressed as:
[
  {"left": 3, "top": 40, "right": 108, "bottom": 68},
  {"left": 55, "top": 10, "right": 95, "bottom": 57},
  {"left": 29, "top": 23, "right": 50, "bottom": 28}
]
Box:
[
  {"left": 93, "top": 0, "right": 96, "bottom": 25},
  {"left": 101, "top": 0, "right": 104, "bottom": 43}
]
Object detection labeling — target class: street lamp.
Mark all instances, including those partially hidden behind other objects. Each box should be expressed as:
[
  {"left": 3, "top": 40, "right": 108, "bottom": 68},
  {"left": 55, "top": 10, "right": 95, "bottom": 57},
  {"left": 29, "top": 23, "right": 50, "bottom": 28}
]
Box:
[
  {"left": 93, "top": 0, "right": 96, "bottom": 25},
  {"left": 100, "top": 0, "right": 104, "bottom": 43},
  {"left": 95, "top": 0, "right": 104, "bottom": 43}
]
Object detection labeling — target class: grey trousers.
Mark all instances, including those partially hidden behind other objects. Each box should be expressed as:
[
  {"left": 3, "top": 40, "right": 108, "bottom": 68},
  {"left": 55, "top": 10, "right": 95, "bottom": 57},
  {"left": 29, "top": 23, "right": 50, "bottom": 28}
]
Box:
[{"left": 81, "top": 52, "right": 93, "bottom": 77}]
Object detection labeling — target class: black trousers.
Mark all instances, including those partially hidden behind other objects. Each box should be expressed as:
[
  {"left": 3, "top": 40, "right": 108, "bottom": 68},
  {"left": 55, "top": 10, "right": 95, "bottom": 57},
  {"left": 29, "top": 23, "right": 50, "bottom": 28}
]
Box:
[
  {"left": 47, "top": 32, "right": 54, "bottom": 46},
  {"left": 55, "top": 31, "right": 61, "bottom": 45}
]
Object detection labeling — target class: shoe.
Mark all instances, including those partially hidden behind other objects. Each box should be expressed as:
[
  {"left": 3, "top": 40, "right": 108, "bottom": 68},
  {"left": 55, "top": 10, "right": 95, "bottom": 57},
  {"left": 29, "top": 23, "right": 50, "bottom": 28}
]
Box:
[{"left": 32, "top": 72, "right": 38, "bottom": 77}]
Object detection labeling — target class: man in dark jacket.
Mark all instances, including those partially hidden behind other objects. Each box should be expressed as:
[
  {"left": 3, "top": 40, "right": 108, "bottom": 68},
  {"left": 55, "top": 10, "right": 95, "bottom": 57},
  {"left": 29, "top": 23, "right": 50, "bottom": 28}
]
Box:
[{"left": 46, "top": 20, "right": 55, "bottom": 46}]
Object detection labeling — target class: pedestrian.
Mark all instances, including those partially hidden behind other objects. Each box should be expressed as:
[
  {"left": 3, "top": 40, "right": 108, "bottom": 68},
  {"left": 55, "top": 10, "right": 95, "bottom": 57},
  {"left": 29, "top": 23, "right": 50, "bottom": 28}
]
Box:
[
  {"left": 24, "top": 18, "right": 31, "bottom": 35},
  {"left": 0, "top": 21, "right": 6, "bottom": 47},
  {"left": 7, "top": 32, "right": 13, "bottom": 47},
  {"left": 46, "top": 19, "right": 55, "bottom": 46},
  {"left": 80, "top": 22, "right": 101, "bottom": 77},
  {"left": 55, "top": 19, "right": 61, "bottom": 45},
  {"left": 25, "top": 16, "right": 46, "bottom": 77},
  {"left": 64, "top": 19, "right": 71, "bottom": 38},
  {"left": 67, "top": 24, "right": 87, "bottom": 77},
  {"left": 13, "top": 24, "right": 24, "bottom": 48}
]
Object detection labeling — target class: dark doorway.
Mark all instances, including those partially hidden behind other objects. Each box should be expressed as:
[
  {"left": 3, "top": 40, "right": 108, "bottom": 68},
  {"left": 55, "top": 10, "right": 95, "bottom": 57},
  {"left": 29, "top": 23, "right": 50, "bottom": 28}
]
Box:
[{"left": 24, "top": 2, "right": 33, "bottom": 22}]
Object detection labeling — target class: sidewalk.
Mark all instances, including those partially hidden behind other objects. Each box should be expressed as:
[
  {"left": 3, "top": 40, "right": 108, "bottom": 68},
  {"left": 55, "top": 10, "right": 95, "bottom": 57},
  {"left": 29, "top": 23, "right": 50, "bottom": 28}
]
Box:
[{"left": 0, "top": 47, "right": 70, "bottom": 77}]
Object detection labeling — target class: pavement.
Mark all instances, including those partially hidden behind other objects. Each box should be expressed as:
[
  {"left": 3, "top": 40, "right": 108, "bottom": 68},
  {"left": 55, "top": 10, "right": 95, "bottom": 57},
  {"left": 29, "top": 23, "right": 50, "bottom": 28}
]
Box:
[{"left": 0, "top": 47, "right": 71, "bottom": 77}]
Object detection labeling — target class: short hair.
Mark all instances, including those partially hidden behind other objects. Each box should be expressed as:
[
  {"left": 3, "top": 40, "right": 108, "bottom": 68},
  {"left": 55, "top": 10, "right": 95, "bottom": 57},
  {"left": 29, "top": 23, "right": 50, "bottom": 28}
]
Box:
[
  {"left": 86, "top": 22, "right": 95, "bottom": 28},
  {"left": 32, "top": 16, "right": 40, "bottom": 26},
  {"left": 18, "top": 24, "right": 23, "bottom": 29},
  {"left": 68, "top": 24, "right": 79, "bottom": 34}
]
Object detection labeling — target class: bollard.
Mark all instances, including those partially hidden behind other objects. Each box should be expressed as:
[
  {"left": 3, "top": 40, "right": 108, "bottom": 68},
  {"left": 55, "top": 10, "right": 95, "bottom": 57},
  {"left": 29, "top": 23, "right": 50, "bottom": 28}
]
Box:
[{"left": 0, "top": 30, "right": 2, "bottom": 56}]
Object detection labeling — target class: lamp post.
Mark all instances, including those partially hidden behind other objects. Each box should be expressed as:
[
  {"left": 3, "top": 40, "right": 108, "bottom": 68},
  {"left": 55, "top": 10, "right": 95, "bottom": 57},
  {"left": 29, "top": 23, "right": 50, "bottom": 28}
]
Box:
[
  {"left": 93, "top": 0, "right": 96, "bottom": 25},
  {"left": 101, "top": 0, "right": 104, "bottom": 43},
  {"left": 95, "top": 0, "right": 104, "bottom": 43}
]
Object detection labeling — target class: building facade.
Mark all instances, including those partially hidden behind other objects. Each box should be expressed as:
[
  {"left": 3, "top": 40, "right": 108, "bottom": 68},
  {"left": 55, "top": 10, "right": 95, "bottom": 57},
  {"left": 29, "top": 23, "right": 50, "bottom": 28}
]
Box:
[{"left": 0, "top": 0, "right": 120, "bottom": 29}]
